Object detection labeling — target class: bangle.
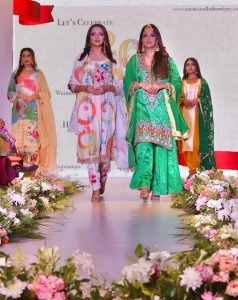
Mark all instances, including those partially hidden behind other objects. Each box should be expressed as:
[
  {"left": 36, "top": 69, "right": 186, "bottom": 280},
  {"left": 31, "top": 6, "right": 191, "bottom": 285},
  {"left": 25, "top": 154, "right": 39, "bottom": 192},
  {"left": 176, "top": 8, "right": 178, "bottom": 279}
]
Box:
[
  {"left": 167, "top": 83, "right": 171, "bottom": 95},
  {"left": 129, "top": 82, "right": 137, "bottom": 94}
]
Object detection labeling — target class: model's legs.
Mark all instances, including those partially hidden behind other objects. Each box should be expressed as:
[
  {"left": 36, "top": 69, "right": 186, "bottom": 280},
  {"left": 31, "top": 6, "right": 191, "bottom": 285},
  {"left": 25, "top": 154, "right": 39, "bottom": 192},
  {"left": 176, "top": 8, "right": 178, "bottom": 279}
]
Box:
[
  {"left": 152, "top": 138, "right": 183, "bottom": 196},
  {"left": 88, "top": 162, "right": 101, "bottom": 201},
  {"left": 99, "top": 160, "right": 111, "bottom": 194},
  {"left": 130, "top": 142, "right": 154, "bottom": 200}
]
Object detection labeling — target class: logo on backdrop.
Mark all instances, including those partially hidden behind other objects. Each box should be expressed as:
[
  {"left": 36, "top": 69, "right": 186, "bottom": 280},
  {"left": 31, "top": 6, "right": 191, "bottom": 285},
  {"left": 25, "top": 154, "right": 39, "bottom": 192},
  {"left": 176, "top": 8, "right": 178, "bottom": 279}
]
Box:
[{"left": 13, "top": 0, "right": 54, "bottom": 25}]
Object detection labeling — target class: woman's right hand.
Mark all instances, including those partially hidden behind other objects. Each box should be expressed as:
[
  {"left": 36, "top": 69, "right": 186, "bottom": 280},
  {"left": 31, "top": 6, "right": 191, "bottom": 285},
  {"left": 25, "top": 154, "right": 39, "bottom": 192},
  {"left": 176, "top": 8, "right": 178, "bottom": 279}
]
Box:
[
  {"left": 183, "top": 98, "right": 199, "bottom": 107},
  {"left": 70, "top": 84, "right": 94, "bottom": 94},
  {"left": 87, "top": 86, "right": 95, "bottom": 94},
  {"left": 135, "top": 82, "right": 152, "bottom": 92}
]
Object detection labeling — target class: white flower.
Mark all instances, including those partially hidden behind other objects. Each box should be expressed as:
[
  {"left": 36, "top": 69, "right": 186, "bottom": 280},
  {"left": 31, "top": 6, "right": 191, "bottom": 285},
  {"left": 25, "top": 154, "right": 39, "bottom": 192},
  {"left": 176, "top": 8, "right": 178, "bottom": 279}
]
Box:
[
  {"left": 219, "top": 224, "right": 238, "bottom": 240},
  {"left": 8, "top": 211, "right": 16, "bottom": 219},
  {"left": 72, "top": 250, "right": 95, "bottom": 276},
  {"left": 122, "top": 258, "right": 154, "bottom": 284},
  {"left": 0, "top": 207, "right": 7, "bottom": 215},
  {"left": 212, "top": 184, "right": 224, "bottom": 192},
  {"left": 80, "top": 282, "right": 91, "bottom": 299},
  {"left": 207, "top": 199, "right": 224, "bottom": 210},
  {"left": 198, "top": 172, "right": 210, "bottom": 182},
  {"left": 180, "top": 267, "right": 202, "bottom": 292},
  {"left": 229, "top": 247, "right": 238, "bottom": 257},
  {"left": 41, "top": 182, "right": 52, "bottom": 191},
  {"left": 0, "top": 278, "right": 27, "bottom": 299},
  {"left": 20, "top": 208, "right": 31, "bottom": 216},
  {"left": 8, "top": 192, "right": 26, "bottom": 206},
  {"left": 217, "top": 209, "right": 230, "bottom": 221},
  {"left": 13, "top": 218, "right": 20, "bottom": 225},
  {"left": 29, "top": 199, "right": 37, "bottom": 209},
  {"left": 154, "top": 296, "right": 161, "bottom": 300},
  {"left": 149, "top": 251, "right": 170, "bottom": 261},
  {"left": 40, "top": 196, "right": 49, "bottom": 206},
  {"left": 0, "top": 257, "right": 12, "bottom": 267}
]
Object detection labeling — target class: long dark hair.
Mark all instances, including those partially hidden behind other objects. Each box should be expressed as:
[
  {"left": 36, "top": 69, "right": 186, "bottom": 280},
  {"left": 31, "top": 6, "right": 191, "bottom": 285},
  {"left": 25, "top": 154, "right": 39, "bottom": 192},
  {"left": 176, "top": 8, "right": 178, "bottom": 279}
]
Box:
[
  {"left": 182, "top": 57, "right": 203, "bottom": 80},
  {"left": 79, "top": 24, "right": 116, "bottom": 64},
  {"left": 14, "top": 48, "right": 37, "bottom": 83},
  {"left": 138, "top": 24, "right": 169, "bottom": 78}
]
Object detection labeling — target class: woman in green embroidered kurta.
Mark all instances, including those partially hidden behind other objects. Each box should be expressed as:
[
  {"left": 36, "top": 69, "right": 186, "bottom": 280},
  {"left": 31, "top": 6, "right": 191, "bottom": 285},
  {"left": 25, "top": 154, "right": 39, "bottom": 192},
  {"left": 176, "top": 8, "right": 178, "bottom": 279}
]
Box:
[{"left": 124, "top": 24, "right": 189, "bottom": 200}]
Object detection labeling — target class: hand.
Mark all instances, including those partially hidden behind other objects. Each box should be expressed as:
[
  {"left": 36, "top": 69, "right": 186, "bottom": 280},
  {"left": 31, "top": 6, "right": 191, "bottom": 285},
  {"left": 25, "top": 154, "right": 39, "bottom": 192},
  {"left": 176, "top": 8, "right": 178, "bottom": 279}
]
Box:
[
  {"left": 138, "top": 82, "right": 153, "bottom": 92},
  {"left": 87, "top": 86, "right": 95, "bottom": 94},
  {"left": 183, "top": 98, "right": 199, "bottom": 107},
  {"left": 93, "top": 85, "right": 116, "bottom": 95},
  {"left": 148, "top": 83, "right": 166, "bottom": 94},
  {"left": 17, "top": 94, "right": 32, "bottom": 102},
  {"left": 70, "top": 84, "right": 77, "bottom": 93},
  {"left": 93, "top": 86, "right": 105, "bottom": 95}
]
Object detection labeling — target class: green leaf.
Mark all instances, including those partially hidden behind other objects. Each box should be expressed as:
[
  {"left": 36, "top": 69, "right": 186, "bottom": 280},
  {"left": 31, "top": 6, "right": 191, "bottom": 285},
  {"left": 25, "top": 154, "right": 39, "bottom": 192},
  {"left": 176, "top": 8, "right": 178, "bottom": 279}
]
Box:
[{"left": 135, "top": 244, "right": 145, "bottom": 257}]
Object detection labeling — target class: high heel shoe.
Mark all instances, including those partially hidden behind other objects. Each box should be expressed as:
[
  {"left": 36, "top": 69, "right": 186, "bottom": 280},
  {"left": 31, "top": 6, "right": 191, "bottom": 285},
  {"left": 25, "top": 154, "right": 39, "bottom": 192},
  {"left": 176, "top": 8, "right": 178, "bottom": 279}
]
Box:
[
  {"left": 151, "top": 192, "right": 160, "bottom": 201},
  {"left": 140, "top": 187, "right": 149, "bottom": 201},
  {"left": 91, "top": 189, "right": 101, "bottom": 202}
]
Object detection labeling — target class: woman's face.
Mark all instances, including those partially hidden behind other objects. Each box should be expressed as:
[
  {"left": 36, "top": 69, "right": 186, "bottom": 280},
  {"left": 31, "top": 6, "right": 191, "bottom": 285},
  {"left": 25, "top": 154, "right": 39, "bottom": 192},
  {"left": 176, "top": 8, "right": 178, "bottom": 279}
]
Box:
[
  {"left": 185, "top": 60, "right": 197, "bottom": 75},
  {"left": 90, "top": 26, "right": 105, "bottom": 47},
  {"left": 21, "top": 51, "right": 33, "bottom": 67},
  {"left": 142, "top": 29, "right": 157, "bottom": 50}
]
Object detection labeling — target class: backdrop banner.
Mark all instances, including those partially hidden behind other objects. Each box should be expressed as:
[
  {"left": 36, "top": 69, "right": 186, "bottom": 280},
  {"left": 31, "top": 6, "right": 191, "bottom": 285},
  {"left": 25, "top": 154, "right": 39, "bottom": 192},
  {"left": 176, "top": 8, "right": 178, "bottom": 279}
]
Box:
[{"left": 13, "top": 4, "right": 238, "bottom": 173}]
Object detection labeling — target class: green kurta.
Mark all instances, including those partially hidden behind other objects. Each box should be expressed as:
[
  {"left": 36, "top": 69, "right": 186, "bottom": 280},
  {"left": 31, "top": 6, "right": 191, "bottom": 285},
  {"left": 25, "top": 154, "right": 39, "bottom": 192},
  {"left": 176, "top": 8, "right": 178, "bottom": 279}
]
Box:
[{"left": 124, "top": 54, "right": 189, "bottom": 195}]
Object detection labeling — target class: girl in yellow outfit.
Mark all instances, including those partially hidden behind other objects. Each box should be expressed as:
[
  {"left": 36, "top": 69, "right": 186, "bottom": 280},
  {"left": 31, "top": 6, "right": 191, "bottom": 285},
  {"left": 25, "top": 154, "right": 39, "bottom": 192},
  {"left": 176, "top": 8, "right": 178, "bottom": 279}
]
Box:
[{"left": 179, "top": 58, "right": 216, "bottom": 177}]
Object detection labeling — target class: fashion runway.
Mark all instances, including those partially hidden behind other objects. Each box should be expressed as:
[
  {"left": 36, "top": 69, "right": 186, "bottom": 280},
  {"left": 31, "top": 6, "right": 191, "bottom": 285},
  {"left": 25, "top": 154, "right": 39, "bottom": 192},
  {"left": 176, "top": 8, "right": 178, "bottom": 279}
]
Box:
[{"left": 3, "top": 178, "right": 192, "bottom": 280}]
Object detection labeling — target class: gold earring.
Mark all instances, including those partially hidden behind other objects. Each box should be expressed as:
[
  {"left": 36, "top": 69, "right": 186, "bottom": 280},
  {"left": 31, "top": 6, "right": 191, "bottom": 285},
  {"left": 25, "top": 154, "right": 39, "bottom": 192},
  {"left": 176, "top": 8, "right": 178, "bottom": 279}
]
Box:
[
  {"left": 141, "top": 46, "right": 145, "bottom": 52},
  {"left": 155, "top": 42, "right": 160, "bottom": 52}
]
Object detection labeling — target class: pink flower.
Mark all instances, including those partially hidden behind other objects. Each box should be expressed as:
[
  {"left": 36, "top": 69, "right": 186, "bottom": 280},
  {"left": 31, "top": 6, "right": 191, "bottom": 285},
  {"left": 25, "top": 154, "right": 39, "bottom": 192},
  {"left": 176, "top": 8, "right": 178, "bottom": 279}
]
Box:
[
  {"left": 41, "top": 182, "right": 53, "bottom": 192},
  {"left": 195, "top": 265, "right": 214, "bottom": 282},
  {"left": 220, "top": 191, "right": 228, "bottom": 198},
  {"left": 183, "top": 178, "right": 193, "bottom": 190},
  {"left": 195, "top": 195, "right": 208, "bottom": 211},
  {"left": 93, "top": 68, "right": 105, "bottom": 83},
  {"left": 28, "top": 275, "right": 66, "bottom": 300},
  {"left": 201, "top": 291, "right": 224, "bottom": 300},
  {"left": 212, "top": 271, "right": 229, "bottom": 283},
  {"left": 226, "top": 280, "right": 238, "bottom": 297},
  {"left": 219, "top": 256, "right": 238, "bottom": 273},
  {"left": 1, "top": 235, "right": 9, "bottom": 245},
  {"left": 204, "top": 229, "right": 218, "bottom": 240},
  {"left": 201, "top": 291, "right": 215, "bottom": 300},
  {"left": 53, "top": 184, "right": 65, "bottom": 192}
]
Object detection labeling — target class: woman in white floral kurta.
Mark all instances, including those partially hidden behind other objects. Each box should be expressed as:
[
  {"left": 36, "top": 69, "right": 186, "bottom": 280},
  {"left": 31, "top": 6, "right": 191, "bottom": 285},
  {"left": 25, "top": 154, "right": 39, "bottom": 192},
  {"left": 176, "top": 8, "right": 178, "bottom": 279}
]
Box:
[{"left": 68, "top": 24, "right": 128, "bottom": 201}]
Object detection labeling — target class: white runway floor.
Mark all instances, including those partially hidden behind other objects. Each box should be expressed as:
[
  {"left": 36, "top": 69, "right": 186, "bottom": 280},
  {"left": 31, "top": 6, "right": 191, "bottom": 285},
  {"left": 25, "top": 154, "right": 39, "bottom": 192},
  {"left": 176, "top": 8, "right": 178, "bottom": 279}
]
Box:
[{"left": 3, "top": 177, "right": 192, "bottom": 280}]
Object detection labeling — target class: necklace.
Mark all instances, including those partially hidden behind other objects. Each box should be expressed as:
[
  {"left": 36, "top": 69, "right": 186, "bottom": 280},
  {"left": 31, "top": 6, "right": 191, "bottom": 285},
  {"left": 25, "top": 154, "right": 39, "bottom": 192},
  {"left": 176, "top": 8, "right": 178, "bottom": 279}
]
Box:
[{"left": 187, "top": 74, "right": 198, "bottom": 79}]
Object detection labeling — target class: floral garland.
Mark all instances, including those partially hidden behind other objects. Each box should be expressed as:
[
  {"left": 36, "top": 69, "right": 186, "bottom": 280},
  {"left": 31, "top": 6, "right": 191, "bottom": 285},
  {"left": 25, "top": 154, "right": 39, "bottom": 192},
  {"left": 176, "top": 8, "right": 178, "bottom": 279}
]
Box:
[
  {"left": 0, "top": 173, "right": 84, "bottom": 245},
  {"left": 0, "top": 170, "right": 238, "bottom": 299}
]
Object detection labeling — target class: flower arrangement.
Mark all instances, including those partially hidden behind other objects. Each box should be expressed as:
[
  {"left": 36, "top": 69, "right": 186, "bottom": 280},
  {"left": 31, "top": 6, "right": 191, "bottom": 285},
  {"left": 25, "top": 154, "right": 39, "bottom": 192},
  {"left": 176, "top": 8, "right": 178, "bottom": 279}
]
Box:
[
  {"left": 0, "top": 173, "right": 84, "bottom": 244},
  {"left": 0, "top": 170, "right": 237, "bottom": 299}
]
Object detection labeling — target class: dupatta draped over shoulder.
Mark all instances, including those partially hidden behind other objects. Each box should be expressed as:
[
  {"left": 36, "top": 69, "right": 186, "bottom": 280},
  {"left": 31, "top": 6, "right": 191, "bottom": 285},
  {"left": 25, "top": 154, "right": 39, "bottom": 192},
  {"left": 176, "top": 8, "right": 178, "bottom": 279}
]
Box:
[{"left": 124, "top": 54, "right": 189, "bottom": 169}]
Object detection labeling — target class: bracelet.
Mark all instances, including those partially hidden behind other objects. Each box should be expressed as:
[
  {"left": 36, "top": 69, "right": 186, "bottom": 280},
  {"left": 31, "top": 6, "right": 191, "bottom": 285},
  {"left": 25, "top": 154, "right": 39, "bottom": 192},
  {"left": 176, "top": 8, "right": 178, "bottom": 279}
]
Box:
[
  {"left": 129, "top": 82, "right": 137, "bottom": 94},
  {"left": 166, "top": 83, "right": 172, "bottom": 96}
]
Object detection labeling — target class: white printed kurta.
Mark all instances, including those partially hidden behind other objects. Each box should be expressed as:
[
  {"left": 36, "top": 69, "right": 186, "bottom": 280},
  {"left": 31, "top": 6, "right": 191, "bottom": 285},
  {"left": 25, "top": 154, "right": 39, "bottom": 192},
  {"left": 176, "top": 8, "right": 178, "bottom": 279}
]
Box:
[{"left": 68, "top": 56, "right": 128, "bottom": 171}]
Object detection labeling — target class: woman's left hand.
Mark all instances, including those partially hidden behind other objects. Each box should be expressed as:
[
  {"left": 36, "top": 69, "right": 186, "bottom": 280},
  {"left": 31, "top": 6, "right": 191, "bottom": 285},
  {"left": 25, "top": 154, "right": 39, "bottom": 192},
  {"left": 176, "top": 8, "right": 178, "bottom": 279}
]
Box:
[
  {"left": 148, "top": 83, "right": 167, "bottom": 94},
  {"left": 94, "top": 85, "right": 116, "bottom": 95}
]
